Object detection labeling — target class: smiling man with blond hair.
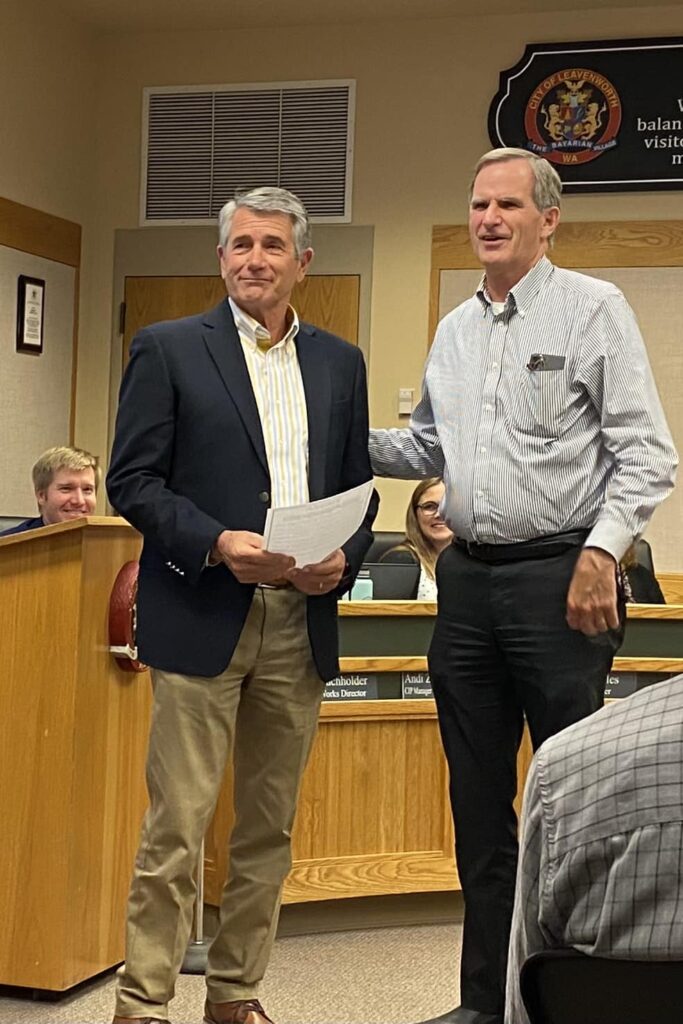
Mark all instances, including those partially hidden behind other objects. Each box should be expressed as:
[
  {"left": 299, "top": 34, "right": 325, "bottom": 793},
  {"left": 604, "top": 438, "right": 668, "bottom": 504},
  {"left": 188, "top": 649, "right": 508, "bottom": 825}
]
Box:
[{"left": 0, "top": 445, "right": 100, "bottom": 536}]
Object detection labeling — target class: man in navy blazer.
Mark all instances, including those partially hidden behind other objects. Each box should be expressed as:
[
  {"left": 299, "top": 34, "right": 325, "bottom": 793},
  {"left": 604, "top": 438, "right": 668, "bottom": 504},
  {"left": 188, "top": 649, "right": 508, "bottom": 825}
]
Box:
[{"left": 107, "top": 187, "right": 377, "bottom": 1024}]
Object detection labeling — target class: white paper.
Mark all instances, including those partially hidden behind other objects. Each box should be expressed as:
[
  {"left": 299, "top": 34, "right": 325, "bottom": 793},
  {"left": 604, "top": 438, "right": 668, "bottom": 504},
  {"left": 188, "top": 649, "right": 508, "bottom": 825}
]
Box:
[{"left": 262, "top": 480, "right": 373, "bottom": 567}]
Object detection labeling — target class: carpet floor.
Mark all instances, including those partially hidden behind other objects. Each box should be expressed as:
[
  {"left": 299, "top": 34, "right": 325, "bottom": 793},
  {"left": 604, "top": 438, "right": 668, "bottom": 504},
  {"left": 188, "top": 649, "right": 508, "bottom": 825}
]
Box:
[{"left": 0, "top": 918, "right": 462, "bottom": 1024}]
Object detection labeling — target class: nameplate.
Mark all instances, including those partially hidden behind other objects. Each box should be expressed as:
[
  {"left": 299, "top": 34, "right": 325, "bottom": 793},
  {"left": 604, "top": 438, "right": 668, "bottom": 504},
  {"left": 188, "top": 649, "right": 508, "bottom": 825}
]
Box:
[
  {"left": 604, "top": 672, "right": 638, "bottom": 698},
  {"left": 605, "top": 671, "right": 674, "bottom": 698},
  {"left": 401, "top": 671, "right": 433, "bottom": 699},
  {"left": 323, "top": 674, "right": 379, "bottom": 701}
]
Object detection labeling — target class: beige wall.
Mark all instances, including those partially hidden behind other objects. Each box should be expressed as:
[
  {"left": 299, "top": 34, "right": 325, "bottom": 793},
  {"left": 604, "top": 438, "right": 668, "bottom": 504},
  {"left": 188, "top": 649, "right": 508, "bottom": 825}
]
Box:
[
  {"left": 87, "top": 5, "right": 683, "bottom": 537},
  {"left": 0, "top": 1, "right": 95, "bottom": 221},
  {"left": 0, "top": 250, "right": 76, "bottom": 517},
  {"left": 0, "top": 0, "right": 97, "bottom": 504},
  {"left": 1, "top": 3, "right": 681, "bottom": 545}
]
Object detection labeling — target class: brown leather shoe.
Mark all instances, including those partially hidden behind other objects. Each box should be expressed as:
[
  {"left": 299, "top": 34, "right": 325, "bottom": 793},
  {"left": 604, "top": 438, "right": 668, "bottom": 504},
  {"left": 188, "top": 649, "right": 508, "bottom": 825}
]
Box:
[{"left": 204, "top": 999, "right": 274, "bottom": 1024}]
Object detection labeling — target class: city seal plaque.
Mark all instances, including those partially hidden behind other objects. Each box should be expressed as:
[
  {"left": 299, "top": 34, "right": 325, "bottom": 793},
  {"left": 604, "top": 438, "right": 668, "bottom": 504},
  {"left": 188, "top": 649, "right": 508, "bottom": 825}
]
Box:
[{"left": 488, "top": 37, "right": 683, "bottom": 192}]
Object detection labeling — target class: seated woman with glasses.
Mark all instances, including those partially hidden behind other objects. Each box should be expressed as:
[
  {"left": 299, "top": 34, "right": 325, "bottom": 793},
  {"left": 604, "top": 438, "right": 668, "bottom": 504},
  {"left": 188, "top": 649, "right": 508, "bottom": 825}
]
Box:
[{"left": 379, "top": 478, "right": 453, "bottom": 600}]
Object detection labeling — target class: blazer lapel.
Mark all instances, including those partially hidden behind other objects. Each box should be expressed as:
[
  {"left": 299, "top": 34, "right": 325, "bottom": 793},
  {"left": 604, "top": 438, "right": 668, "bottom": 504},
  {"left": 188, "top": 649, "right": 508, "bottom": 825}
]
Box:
[
  {"left": 201, "top": 300, "right": 269, "bottom": 476},
  {"left": 296, "top": 324, "right": 330, "bottom": 501}
]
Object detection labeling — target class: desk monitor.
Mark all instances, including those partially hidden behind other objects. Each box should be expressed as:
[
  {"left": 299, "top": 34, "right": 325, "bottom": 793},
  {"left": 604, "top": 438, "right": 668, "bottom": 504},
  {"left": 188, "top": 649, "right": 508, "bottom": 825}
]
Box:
[{"left": 360, "top": 562, "right": 420, "bottom": 600}]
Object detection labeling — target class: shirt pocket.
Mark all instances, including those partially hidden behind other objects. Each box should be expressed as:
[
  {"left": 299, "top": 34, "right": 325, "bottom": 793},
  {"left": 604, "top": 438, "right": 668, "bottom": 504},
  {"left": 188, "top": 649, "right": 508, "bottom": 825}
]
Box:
[{"left": 514, "top": 365, "right": 568, "bottom": 437}]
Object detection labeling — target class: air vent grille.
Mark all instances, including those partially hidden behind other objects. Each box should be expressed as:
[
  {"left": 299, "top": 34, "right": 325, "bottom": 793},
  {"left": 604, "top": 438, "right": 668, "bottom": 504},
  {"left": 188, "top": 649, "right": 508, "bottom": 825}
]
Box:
[{"left": 142, "top": 81, "right": 354, "bottom": 224}]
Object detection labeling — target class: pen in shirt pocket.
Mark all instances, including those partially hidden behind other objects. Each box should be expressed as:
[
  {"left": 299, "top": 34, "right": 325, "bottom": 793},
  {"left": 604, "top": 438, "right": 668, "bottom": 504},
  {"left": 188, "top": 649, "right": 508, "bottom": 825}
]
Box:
[{"left": 527, "top": 353, "right": 566, "bottom": 371}]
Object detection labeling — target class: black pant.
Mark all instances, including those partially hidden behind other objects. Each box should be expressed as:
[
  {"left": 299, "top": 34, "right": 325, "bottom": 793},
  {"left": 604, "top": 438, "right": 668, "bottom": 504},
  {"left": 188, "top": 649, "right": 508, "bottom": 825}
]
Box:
[{"left": 428, "top": 543, "right": 617, "bottom": 1015}]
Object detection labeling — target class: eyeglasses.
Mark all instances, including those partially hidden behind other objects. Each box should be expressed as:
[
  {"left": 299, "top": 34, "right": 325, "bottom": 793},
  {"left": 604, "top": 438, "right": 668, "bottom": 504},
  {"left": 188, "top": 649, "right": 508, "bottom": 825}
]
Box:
[{"left": 415, "top": 501, "right": 441, "bottom": 516}]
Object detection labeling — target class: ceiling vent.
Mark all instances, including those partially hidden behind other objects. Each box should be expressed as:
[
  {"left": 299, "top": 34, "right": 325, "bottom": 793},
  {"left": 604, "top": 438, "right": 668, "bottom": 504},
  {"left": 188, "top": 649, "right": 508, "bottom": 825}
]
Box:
[{"left": 141, "top": 80, "right": 355, "bottom": 225}]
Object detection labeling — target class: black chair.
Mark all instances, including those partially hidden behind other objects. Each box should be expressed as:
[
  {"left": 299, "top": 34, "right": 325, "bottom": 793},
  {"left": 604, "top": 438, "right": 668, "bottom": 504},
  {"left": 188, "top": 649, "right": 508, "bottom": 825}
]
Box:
[
  {"left": 520, "top": 949, "right": 683, "bottom": 1024},
  {"left": 365, "top": 530, "right": 403, "bottom": 563},
  {"left": 633, "top": 537, "right": 655, "bottom": 574}
]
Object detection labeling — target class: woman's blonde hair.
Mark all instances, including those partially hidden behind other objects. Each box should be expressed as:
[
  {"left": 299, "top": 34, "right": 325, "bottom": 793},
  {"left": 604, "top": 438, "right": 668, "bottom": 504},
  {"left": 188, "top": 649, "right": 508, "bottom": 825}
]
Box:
[{"left": 399, "top": 478, "right": 445, "bottom": 580}]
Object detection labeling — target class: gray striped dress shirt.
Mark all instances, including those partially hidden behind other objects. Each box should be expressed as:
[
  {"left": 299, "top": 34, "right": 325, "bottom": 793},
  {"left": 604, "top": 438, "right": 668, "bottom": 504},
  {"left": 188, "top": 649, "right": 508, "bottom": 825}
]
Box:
[
  {"left": 506, "top": 675, "right": 683, "bottom": 1024},
  {"left": 370, "top": 257, "right": 677, "bottom": 561}
]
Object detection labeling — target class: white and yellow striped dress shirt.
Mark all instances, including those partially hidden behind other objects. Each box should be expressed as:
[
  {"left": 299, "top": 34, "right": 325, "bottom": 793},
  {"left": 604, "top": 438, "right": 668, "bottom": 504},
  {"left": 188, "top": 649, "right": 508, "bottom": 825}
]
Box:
[{"left": 229, "top": 297, "right": 309, "bottom": 509}]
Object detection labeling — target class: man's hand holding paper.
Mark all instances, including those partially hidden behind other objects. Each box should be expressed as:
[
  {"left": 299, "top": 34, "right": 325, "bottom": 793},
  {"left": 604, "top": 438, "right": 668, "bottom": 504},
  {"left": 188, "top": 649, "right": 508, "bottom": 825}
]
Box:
[
  {"left": 287, "top": 548, "right": 346, "bottom": 595},
  {"left": 262, "top": 480, "right": 373, "bottom": 569},
  {"left": 210, "top": 529, "right": 295, "bottom": 584}
]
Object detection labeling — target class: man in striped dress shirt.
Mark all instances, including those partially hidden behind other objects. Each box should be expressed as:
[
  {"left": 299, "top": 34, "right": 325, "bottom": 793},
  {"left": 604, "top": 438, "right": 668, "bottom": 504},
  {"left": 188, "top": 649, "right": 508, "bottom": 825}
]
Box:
[
  {"left": 369, "top": 148, "right": 677, "bottom": 1024},
  {"left": 107, "top": 187, "right": 376, "bottom": 1024},
  {"left": 506, "top": 673, "right": 683, "bottom": 1024}
]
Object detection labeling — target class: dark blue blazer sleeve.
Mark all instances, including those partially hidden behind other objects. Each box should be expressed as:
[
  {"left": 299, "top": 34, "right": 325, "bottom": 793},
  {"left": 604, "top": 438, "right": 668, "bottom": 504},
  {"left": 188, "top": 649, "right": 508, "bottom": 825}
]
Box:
[
  {"left": 338, "top": 349, "right": 379, "bottom": 589},
  {"left": 106, "top": 326, "right": 226, "bottom": 584}
]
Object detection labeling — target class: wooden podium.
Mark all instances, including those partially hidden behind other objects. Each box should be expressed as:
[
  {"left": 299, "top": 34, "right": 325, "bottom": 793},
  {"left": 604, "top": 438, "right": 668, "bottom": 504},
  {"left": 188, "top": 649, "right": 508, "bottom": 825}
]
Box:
[{"left": 0, "top": 517, "right": 150, "bottom": 991}]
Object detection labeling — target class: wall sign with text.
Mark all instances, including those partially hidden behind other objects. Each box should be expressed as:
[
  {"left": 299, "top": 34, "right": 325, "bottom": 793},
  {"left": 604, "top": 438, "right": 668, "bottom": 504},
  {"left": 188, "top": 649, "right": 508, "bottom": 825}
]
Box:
[
  {"left": 488, "top": 37, "right": 683, "bottom": 192},
  {"left": 16, "top": 275, "right": 45, "bottom": 353}
]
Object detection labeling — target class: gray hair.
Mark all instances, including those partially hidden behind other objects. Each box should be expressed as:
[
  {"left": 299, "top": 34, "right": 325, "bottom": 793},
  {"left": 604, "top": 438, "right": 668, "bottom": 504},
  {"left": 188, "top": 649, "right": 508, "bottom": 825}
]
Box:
[
  {"left": 217, "top": 186, "right": 312, "bottom": 257},
  {"left": 469, "top": 148, "right": 562, "bottom": 231}
]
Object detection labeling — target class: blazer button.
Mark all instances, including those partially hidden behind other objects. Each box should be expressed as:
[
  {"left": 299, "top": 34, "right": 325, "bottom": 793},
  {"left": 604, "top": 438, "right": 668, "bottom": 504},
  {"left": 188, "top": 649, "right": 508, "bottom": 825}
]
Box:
[{"left": 258, "top": 491, "right": 270, "bottom": 503}]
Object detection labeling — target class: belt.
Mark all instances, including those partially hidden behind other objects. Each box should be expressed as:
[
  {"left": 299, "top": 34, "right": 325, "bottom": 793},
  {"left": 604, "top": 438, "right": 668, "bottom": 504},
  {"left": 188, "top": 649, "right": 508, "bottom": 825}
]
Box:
[
  {"left": 256, "top": 582, "right": 294, "bottom": 590},
  {"left": 453, "top": 529, "right": 589, "bottom": 565}
]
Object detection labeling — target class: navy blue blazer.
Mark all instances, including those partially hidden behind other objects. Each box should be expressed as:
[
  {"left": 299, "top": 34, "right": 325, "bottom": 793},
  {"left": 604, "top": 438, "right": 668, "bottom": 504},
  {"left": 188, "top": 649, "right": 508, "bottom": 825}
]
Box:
[
  {"left": 107, "top": 299, "right": 377, "bottom": 680},
  {"left": 0, "top": 516, "right": 44, "bottom": 537}
]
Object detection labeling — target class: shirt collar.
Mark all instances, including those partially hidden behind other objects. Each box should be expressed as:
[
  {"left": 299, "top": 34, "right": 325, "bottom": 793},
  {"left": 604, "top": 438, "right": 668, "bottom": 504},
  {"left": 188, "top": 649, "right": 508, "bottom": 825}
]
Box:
[
  {"left": 229, "top": 297, "right": 299, "bottom": 349},
  {"left": 476, "top": 256, "right": 554, "bottom": 317}
]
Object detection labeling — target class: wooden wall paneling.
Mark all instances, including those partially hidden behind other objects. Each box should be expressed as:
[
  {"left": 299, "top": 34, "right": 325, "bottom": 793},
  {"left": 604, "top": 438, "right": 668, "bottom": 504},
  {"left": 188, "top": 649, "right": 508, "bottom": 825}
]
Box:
[
  {"left": 0, "top": 196, "right": 81, "bottom": 268},
  {"left": 658, "top": 574, "right": 683, "bottom": 605},
  {"left": 317, "top": 698, "right": 439, "bottom": 721},
  {"left": 626, "top": 602, "right": 683, "bottom": 620},
  {"left": 340, "top": 656, "right": 428, "bottom": 672},
  {"left": 613, "top": 658, "right": 683, "bottom": 673},
  {"left": 292, "top": 717, "right": 445, "bottom": 859},
  {"left": 429, "top": 220, "right": 683, "bottom": 340},
  {"left": 204, "top": 699, "right": 534, "bottom": 907},
  {"left": 204, "top": 710, "right": 459, "bottom": 907},
  {"left": 339, "top": 600, "right": 437, "bottom": 617},
  {"left": 342, "top": 602, "right": 683, "bottom": 621},
  {"left": 551, "top": 221, "right": 683, "bottom": 268}
]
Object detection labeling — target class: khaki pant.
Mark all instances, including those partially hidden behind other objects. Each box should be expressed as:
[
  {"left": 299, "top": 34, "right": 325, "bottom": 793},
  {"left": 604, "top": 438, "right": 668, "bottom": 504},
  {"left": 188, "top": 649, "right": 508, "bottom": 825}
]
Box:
[{"left": 115, "top": 588, "right": 324, "bottom": 1019}]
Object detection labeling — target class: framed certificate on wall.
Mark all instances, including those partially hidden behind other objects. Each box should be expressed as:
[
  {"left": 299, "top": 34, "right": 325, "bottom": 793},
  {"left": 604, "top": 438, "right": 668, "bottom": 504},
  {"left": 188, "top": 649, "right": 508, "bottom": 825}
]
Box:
[{"left": 16, "top": 274, "right": 45, "bottom": 353}]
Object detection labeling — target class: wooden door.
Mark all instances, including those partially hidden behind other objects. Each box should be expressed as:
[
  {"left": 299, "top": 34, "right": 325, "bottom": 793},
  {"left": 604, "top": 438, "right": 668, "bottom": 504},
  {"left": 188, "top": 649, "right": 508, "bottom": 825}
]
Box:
[{"left": 122, "top": 274, "right": 360, "bottom": 367}]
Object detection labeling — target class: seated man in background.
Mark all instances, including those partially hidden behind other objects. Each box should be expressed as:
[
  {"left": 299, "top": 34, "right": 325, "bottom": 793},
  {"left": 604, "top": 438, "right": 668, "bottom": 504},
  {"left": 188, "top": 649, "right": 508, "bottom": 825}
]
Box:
[
  {"left": 380, "top": 478, "right": 453, "bottom": 599},
  {"left": 506, "top": 674, "right": 683, "bottom": 1024},
  {"left": 0, "top": 445, "right": 100, "bottom": 536}
]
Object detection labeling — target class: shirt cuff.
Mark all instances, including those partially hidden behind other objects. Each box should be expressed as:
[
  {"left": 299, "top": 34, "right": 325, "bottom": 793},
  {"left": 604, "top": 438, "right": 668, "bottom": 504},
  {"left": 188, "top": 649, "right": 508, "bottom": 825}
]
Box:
[
  {"left": 205, "top": 548, "right": 222, "bottom": 568},
  {"left": 584, "top": 520, "right": 633, "bottom": 563}
]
